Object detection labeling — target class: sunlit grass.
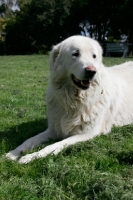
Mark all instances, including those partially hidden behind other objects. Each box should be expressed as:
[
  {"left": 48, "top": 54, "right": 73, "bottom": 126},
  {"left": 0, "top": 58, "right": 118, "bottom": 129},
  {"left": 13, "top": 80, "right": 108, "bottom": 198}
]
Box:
[{"left": 0, "top": 55, "right": 133, "bottom": 199}]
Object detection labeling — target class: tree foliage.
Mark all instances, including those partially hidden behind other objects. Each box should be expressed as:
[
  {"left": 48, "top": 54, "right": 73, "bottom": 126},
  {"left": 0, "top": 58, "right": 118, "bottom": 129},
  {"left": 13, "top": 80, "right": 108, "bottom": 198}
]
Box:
[
  {"left": 0, "top": 0, "right": 133, "bottom": 54},
  {"left": 109, "top": 0, "right": 133, "bottom": 41},
  {"left": 5, "top": 0, "right": 71, "bottom": 54}
]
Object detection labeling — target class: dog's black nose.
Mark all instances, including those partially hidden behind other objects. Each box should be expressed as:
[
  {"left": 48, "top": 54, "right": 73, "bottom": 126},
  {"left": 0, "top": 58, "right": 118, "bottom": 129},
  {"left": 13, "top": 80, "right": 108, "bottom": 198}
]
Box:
[{"left": 85, "top": 66, "right": 96, "bottom": 79}]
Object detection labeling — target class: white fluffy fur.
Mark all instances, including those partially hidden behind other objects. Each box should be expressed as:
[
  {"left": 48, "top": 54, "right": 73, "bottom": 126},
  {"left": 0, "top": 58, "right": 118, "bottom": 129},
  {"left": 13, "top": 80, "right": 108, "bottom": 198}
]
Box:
[{"left": 6, "top": 36, "right": 133, "bottom": 164}]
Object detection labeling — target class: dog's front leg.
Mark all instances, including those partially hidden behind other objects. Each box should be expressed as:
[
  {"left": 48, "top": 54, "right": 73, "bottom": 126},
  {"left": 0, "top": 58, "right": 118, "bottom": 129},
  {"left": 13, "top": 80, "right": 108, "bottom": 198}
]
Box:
[
  {"left": 6, "top": 128, "right": 56, "bottom": 161},
  {"left": 18, "top": 132, "right": 94, "bottom": 164}
]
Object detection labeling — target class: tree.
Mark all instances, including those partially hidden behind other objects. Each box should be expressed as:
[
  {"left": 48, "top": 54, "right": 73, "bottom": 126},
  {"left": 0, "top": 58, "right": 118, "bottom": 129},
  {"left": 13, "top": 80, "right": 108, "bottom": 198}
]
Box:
[
  {"left": 65, "top": 0, "right": 126, "bottom": 42},
  {"left": 109, "top": 0, "right": 133, "bottom": 43},
  {"left": 5, "top": 0, "right": 71, "bottom": 54},
  {"left": 3, "top": 0, "right": 133, "bottom": 54}
]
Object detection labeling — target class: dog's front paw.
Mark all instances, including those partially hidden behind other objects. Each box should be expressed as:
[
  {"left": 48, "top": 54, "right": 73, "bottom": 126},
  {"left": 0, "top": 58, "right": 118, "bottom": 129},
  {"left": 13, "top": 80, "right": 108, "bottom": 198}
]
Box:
[
  {"left": 18, "top": 152, "right": 38, "bottom": 164},
  {"left": 6, "top": 149, "right": 21, "bottom": 161}
]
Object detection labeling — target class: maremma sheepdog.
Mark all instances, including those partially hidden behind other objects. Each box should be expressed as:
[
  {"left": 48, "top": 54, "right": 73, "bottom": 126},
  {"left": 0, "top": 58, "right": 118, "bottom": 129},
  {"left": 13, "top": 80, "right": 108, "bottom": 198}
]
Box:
[{"left": 6, "top": 35, "right": 133, "bottom": 164}]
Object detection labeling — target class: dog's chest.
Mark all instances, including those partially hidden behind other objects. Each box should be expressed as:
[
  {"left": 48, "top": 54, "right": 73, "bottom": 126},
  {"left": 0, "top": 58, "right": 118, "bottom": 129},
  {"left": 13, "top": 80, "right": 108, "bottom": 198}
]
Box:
[{"left": 48, "top": 99, "right": 92, "bottom": 139}]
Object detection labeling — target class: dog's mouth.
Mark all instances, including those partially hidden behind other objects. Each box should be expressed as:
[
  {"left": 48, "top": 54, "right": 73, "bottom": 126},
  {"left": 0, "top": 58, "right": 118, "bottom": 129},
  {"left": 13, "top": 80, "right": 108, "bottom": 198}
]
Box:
[{"left": 71, "top": 74, "right": 91, "bottom": 90}]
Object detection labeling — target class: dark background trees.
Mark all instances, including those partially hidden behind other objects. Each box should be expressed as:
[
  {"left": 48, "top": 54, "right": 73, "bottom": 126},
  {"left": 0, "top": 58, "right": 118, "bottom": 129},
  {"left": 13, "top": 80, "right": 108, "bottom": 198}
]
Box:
[
  {"left": 0, "top": 0, "right": 133, "bottom": 54},
  {"left": 4, "top": 0, "right": 71, "bottom": 54}
]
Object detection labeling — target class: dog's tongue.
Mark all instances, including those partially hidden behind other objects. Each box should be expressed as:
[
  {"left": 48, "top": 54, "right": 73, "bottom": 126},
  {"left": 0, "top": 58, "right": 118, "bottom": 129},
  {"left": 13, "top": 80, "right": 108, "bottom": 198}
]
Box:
[
  {"left": 73, "top": 76, "right": 90, "bottom": 87},
  {"left": 81, "top": 80, "right": 90, "bottom": 86}
]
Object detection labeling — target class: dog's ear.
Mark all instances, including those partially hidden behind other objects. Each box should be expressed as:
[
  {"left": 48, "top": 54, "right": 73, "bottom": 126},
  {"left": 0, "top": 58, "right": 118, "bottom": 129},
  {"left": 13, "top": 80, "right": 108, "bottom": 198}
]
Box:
[{"left": 50, "top": 43, "right": 61, "bottom": 64}]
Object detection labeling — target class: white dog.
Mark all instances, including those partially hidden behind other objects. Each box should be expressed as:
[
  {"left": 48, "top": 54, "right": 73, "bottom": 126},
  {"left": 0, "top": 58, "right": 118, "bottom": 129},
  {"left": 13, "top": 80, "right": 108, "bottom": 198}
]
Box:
[{"left": 6, "top": 36, "right": 133, "bottom": 164}]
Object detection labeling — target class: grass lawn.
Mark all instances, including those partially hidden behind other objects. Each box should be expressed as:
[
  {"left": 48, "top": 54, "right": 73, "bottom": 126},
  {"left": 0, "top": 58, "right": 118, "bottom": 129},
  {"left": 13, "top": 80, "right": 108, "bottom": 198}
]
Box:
[{"left": 1, "top": 55, "right": 133, "bottom": 199}]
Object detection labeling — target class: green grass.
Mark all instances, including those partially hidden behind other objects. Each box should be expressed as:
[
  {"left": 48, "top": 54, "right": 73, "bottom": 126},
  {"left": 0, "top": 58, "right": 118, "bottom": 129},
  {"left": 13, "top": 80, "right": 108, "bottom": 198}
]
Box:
[{"left": 1, "top": 55, "right": 133, "bottom": 200}]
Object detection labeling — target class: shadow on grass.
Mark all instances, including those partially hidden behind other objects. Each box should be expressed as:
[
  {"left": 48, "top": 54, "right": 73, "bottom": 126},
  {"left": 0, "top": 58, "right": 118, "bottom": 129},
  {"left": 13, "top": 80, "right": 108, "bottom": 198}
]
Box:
[
  {"left": 1, "top": 121, "right": 133, "bottom": 164},
  {"left": 116, "top": 151, "right": 133, "bottom": 165},
  {"left": 0, "top": 118, "right": 48, "bottom": 152}
]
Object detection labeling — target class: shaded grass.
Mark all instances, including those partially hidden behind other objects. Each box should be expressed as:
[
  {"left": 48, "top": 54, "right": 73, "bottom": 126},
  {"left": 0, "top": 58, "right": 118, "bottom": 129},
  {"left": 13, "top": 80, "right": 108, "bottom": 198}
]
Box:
[{"left": 1, "top": 55, "right": 133, "bottom": 199}]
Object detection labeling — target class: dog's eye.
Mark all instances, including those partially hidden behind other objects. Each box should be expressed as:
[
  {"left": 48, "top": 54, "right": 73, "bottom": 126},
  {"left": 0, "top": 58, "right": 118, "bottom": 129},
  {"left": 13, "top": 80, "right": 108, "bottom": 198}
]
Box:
[
  {"left": 72, "top": 50, "right": 80, "bottom": 57},
  {"left": 93, "top": 54, "right": 96, "bottom": 58}
]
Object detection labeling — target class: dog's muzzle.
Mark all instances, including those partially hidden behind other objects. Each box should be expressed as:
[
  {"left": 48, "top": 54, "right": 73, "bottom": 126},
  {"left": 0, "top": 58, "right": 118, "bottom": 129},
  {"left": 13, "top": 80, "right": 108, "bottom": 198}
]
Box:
[{"left": 72, "top": 66, "right": 97, "bottom": 90}]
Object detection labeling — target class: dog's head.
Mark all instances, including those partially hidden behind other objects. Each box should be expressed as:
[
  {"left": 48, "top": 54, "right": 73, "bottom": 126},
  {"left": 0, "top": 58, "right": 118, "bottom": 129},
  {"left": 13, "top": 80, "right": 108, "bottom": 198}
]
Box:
[{"left": 50, "top": 36, "right": 103, "bottom": 90}]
